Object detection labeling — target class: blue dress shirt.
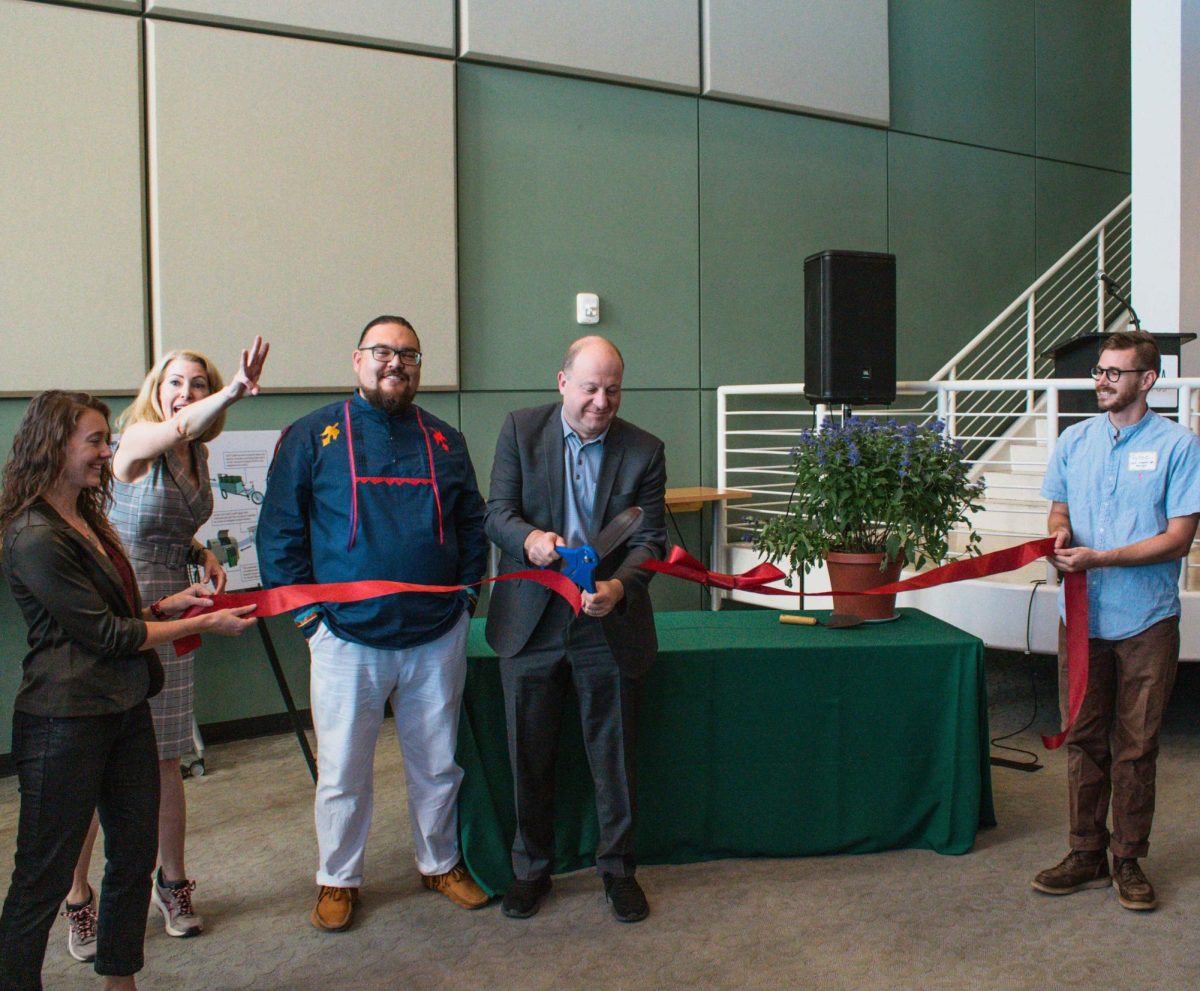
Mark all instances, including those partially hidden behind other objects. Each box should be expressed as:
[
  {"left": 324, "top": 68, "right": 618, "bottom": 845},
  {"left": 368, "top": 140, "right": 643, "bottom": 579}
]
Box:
[
  {"left": 561, "top": 409, "right": 608, "bottom": 549},
  {"left": 1041, "top": 409, "right": 1200, "bottom": 639}
]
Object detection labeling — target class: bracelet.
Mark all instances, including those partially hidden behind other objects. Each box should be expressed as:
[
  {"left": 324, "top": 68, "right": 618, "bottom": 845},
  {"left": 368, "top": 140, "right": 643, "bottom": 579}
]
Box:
[
  {"left": 187, "top": 545, "right": 205, "bottom": 566},
  {"left": 149, "top": 597, "right": 169, "bottom": 620}
]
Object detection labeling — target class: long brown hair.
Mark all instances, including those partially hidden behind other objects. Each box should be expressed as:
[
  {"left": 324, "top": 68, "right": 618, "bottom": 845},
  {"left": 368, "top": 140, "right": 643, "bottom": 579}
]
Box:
[
  {"left": 0, "top": 391, "right": 120, "bottom": 545},
  {"left": 118, "top": 349, "right": 227, "bottom": 441}
]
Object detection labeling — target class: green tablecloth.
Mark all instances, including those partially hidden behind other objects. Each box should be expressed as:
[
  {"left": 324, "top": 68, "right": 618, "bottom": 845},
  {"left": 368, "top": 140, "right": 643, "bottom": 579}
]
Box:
[{"left": 457, "top": 608, "right": 995, "bottom": 895}]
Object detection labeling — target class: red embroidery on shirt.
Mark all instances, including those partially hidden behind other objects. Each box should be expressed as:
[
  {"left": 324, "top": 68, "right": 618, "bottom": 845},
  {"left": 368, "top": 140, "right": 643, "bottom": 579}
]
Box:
[{"left": 356, "top": 477, "right": 431, "bottom": 486}]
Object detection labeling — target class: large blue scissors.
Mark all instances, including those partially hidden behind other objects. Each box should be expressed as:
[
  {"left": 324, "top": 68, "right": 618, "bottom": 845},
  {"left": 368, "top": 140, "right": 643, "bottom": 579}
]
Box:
[{"left": 552, "top": 507, "right": 645, "bottom": 593}]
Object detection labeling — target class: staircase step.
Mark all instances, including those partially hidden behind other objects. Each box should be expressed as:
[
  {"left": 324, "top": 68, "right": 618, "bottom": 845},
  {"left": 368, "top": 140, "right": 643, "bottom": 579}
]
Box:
[{"left": 1005, "top": 443, "right": 1049, "bottom": 466}]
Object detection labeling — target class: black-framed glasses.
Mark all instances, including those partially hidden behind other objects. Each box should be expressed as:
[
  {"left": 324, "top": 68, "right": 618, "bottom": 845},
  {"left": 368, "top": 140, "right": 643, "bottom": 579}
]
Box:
[
  {"left": 1090, "top": 365, "right": 1149, "bottom": 383},
  {"left": 358, "top": 345, "right": 422, "bottom": 366}
]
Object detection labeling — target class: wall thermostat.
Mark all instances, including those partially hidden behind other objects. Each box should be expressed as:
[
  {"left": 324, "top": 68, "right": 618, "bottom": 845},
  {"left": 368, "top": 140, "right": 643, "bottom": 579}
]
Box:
[{"left": 576, "top": 292, "right": 600, "bottom": 325}]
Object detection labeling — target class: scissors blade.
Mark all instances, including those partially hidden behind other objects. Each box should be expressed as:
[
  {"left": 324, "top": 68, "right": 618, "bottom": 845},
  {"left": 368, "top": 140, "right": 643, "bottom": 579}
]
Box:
[{"left": 591, "top": 506, "right": 644, "bottom": 562}]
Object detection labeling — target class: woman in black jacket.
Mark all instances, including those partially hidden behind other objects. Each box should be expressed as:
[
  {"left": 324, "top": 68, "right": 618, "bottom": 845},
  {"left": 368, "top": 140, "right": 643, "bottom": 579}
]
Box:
[{"left": 0, "top": 391, "right": 256, "bottom": 991}]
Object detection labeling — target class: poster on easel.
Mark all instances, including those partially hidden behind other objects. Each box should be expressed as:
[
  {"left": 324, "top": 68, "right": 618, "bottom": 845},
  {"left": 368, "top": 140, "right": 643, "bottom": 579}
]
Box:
[{"left": 193, "top": 430, "right": 281, "bottom": 592}]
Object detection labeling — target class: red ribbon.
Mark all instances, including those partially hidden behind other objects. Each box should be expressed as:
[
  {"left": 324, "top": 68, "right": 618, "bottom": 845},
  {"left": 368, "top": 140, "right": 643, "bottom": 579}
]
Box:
[
  {"left": 171, "top": 569, "right": 580, "bottom": 656},
  {"left": 643, "top": 540, "right": 1088, "bottom": 750}
]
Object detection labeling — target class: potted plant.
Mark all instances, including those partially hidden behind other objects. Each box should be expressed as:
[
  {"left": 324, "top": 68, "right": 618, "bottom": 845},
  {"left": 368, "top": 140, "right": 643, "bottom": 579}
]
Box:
[{"left": 754, "top": 416, "right": 986, "bottom": 620}]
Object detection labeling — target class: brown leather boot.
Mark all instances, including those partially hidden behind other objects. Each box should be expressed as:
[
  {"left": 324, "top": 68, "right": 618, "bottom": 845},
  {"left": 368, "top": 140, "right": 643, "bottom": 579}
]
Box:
[
  {"left": 1031, "top": 850, "right": 1110, "bottom": 895},
  {"left": 1113, "top": 857, "right": 1157, "bottom": 911},
  {"left": 421, "top": 862, "right": 489, "bottom": 909},
  {"left": 310, "top": 885, "right": 358, "bottom": 931}
]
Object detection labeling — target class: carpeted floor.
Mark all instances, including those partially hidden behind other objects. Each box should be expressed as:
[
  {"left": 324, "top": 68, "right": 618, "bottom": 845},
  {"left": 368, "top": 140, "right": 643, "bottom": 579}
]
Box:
[{"left": 2, "top": 652, "right": 1199, "bottom": 991}]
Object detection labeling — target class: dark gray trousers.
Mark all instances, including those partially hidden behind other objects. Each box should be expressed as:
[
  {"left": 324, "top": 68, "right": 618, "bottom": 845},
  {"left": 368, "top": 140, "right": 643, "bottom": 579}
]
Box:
[{"left": 499, "top": 603, "right": 639, "bottom": 881}]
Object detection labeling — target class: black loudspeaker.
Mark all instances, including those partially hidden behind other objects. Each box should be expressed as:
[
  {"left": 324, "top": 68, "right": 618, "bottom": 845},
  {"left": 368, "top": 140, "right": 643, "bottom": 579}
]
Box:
[{"left": 804, "top": 249, "right": 897, "bottom": 405}]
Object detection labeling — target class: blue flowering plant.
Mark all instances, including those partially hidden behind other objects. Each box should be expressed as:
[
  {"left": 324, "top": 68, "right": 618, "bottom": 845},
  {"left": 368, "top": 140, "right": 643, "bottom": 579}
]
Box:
[{"left": 754, "top": 416, "right": 986, "bottom": 578}]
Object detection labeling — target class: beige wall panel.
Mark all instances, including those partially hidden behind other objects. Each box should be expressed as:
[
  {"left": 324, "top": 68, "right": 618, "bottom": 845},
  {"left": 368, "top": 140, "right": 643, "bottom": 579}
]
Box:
[
  {"left": 460, "top": 0, "right": 699, "bottom": 92},
  {"left": 147, "top": 22, "right": 458, "bottom": 389},
  {"left": 703, "top": 0, "right": 889, "bottom": 125},
  {"left": 145, "top": 0, "right": 454, "bottom": 54},
  {"left": 0, "top": 0, "right": 146, "bottom": 394},
  {"left": 27, "top": 0, "right": 141, "bottom": 12}
]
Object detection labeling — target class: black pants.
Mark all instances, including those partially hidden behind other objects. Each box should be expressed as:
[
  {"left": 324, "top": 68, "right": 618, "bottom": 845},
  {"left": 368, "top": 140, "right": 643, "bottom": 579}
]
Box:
[
  {"left": 500, "top": 605, "right": 640, "bottom": 881},
  {"left": 0, "top": 703, "right": 159, "bottom": 991}
]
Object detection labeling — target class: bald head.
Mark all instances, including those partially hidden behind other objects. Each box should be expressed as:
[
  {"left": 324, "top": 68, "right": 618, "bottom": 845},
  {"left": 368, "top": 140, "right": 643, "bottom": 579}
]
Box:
[
  {"left": 558, "top": 336, "right": 624, "bottom": 441},
  {"left": 562, "top": 335, "right": 624, "bottom": 376}
]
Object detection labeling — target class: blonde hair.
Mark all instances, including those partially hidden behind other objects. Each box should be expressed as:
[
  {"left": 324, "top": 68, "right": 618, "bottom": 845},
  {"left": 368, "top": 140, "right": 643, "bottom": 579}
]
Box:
[{"left": 118, "top": 350, "right": 227, "bottom": 442}]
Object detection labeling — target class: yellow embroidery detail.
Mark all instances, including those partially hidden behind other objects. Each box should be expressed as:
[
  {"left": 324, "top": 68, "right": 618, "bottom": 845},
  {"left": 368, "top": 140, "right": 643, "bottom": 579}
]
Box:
[{"left": 320, "top": 424, "right": 340, "bottom": 447}]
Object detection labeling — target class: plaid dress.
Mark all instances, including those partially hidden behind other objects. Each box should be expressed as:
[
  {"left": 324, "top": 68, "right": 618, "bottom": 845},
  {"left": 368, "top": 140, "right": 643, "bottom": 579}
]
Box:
[{"left": 110, "top": 443, "right": 213, "bottom": 759}]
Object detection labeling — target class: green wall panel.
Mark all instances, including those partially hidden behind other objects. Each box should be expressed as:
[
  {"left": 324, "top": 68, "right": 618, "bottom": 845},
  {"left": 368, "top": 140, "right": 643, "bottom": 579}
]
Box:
[
  {"left": 458, "top": 63, "right": 700, "bottom": 392},
  {"left": 698, "top": 100, "right": 888, "bottom": 389},
  {"left": 459, "top": 390, "right": 560, "bottom": 500},
  {"left": 1034, "top": 160, "right": 1130, "bottom": 276},
  {"left": 888, "top": 132, "right": 1036, "bottom": 380},
  {"left": 890, "top": 0, "right": 1035, "bottom": 155},
  {"left": 193, "top": 615, "right": 311, "bottom": 724},
  {"left": 1034, "top": 0, "right": 1130, "bottom": 173}
]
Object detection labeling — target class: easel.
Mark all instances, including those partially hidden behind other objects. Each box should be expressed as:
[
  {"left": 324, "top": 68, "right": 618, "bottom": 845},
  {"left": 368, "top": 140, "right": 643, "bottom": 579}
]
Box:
[{"left": 254, "top": 611, "right": 318, "bottom": 783}]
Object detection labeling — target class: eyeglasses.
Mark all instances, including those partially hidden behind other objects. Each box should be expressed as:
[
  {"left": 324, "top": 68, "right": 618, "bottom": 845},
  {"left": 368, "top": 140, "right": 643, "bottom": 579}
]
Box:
[
  {"left": 357, "top": 346, "right": 422, "bottom": 366},
  {"left": 1090, "top": 365, "right": 1149, "bottom": 383}
]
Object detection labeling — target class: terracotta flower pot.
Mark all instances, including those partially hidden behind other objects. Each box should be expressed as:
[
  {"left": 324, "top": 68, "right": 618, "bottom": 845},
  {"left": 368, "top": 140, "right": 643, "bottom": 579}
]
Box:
[{"left": 824, "top": 551, "right": 903, "bottom": 622}]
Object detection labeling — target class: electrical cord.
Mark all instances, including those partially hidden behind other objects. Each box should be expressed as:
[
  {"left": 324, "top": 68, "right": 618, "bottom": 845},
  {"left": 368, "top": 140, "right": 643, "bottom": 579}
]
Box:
[
  {"left": 989, "top": 578, "right": 1046, "bottom": 770},
  {"left": 665, "top": 503, "right": 689, "bottom": 556}
]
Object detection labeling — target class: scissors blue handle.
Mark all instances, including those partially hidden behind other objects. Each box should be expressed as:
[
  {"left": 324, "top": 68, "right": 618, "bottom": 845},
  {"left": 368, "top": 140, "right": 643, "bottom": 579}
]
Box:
[{"left": 554, "top": 544, "right": 599, "bottom": 594}]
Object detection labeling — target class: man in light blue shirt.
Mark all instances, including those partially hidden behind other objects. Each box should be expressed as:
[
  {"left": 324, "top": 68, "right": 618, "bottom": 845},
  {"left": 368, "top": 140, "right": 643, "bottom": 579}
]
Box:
[{"left": 1032, "top": 331, "right": 1200, "bottom": 912}]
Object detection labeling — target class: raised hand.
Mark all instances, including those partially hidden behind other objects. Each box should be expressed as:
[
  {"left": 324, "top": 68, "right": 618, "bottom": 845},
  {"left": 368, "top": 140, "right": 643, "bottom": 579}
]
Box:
[{"left": 229, "top": 336, "right": 270, "bottom": 399}]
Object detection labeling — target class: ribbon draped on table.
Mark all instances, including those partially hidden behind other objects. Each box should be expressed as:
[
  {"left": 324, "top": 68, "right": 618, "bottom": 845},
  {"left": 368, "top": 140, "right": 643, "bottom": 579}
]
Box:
[
  {"left": 171, "top": 569, "right": 580, "bottom": 656},
  {"left": 642, "top": 539, "right": 1087, "bottom": 750}
]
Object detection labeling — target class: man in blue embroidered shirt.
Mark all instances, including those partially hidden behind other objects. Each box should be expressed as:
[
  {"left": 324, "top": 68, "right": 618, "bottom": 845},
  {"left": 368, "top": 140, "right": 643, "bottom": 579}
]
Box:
[
  {"left": 1032, "top": 330, "right": 1200, "bottom": 911},
  {"left": 256, "top": 316, "right": 490, "bottom": 931}
]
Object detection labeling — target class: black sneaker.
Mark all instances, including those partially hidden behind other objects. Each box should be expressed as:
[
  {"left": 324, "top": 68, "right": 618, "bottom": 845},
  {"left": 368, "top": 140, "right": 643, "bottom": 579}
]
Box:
[
  {"left": 602, "top": 872, "right": 649, "bottom": 923},
  {"left": 1113, "top": 857, "right": 1157, "bottom": 911},
  {"left": 500, "top": 876, "right": 551, "bottom": 919},
  {"left": 1031, "top": 849, "right": 1110, "bottom": 896}
]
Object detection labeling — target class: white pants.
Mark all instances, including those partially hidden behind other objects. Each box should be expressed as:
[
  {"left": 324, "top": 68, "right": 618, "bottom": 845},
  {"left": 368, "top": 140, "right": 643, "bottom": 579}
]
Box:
[{"left": 308, "top": 612, "right": 470, "bottom": 886}]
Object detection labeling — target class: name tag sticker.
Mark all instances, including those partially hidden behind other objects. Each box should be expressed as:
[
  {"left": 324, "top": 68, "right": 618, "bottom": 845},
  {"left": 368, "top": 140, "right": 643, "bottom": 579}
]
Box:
[{"left": 1128, "top": 451, "right": 1158, "bottom": 472}]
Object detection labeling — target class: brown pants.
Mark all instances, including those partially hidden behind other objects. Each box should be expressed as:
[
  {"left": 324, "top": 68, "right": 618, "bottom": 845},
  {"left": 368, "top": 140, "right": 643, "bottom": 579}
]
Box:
[{"left": 1059, "top": 616, "right": 1180, "bottom": 859}]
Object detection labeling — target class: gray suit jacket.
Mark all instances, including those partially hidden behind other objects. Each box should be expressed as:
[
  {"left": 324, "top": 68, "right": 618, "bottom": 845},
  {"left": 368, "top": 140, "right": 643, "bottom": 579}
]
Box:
[{"left": 484, "top": 403, "right": 668, "bottom": 676}]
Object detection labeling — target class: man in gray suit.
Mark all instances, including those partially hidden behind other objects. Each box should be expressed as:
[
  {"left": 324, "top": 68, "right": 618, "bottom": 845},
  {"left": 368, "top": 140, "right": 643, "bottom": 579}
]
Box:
[{"left": 485, "top": 335, "right": 667, "bottom": 923}]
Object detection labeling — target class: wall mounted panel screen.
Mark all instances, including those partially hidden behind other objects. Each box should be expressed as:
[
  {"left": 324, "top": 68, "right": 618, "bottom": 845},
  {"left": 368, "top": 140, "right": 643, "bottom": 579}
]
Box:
[
  {"left": 145, "top": 0, "right": 454, "bottom": 55},
  {"left": 147, "top": 21, "right": 458, "bottom": 390},
  {"left": 1, "top": 0, "right": 146, "bottom": 394},
  {"left": 461, "top": 0, "right": 699, "bottom": 92}
]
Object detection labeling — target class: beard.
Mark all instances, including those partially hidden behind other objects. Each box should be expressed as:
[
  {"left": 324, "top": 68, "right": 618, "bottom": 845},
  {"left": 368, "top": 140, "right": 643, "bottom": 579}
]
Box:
[
  {"left": 361, "top": 381, "right": 413, "bottom": 415},
  {"left": 1096, "top": 386, "right": 1136, "bottom": 414}
]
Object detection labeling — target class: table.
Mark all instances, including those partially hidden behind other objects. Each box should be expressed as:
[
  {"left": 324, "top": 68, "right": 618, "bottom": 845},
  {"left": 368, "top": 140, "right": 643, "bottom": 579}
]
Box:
[
  {"left": 664, "top": 486, "right": 753, "bottom": 609},
  {"left": 456, "top": 609, "right": 995, "bottom": 895}
]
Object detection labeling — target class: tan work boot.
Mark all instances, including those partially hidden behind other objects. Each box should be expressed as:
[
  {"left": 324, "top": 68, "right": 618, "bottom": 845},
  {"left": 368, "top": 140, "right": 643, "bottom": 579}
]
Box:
[
  {"left": 1113, "top": 857, "right": 1157, "bottom": 911},
  {"left": 421, "top": 862, "right": 489, "bottom": 909},
  {"left": 1031, "top": 849, "right": 1110, "bottom": 895},
  {"left": 310, "top": 885, "right": 358, "bottom": 931}
]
